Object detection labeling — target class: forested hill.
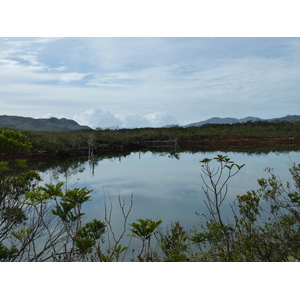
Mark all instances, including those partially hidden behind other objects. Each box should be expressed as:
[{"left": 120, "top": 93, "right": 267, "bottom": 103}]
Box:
[
  {"left": 184, "top": 115, "right": 300, "bottom": 127},
  {"left": 0, "top": 115, "right": 91, "bottom": 131}
]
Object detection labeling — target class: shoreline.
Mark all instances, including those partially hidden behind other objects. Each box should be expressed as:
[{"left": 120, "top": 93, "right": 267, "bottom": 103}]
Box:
[{"left": 2, "top": 137, "right": 300, "bottom": 162}]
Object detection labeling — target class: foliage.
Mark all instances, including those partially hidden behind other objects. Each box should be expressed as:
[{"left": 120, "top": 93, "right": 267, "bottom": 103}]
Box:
[
  {"left": 129, "top": 218, "right": 163, "bottom": 261},
  {"left": 1, "top": 174, "right": 131, "bottom": 262},
  {"left": 188, "top": 156, "right": 300, "bottom": 261},
  {"left": 158, "top": 221, "right": 190, "bottom": 262},
  {"left": 0, "top": 129, "right": 32, "bottom": 155},
  {"left": 75, "top": 219, "right": 106, "bottom": 257},
  {"left": 0, "top": 153, "right": 132, "bottom": 261},
  {"left": 0, "top": 159, "right": 41, "bottom": 261},
  {"left": 129, "top": 218, "right": 163, "bottom": 241}
]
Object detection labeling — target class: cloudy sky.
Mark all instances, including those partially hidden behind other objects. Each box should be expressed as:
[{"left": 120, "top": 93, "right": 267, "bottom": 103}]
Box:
[{"left": 1, "top": 36, "right": 299, "bottom": 128}]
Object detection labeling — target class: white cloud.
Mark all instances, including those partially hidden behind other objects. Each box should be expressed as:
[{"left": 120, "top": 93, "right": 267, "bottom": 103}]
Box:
[
  {"left": 0, "top": 58, "right": 19, "bottom": 67},
  {"left": 50, "top": 66, "right": 68, "bottom": 72},
  {"left": 0, "top": 40, "right": 88, "bottom": 85},
  {"left": 35, "top": 112, "right": 64, "bottom": 119},
  {"left": 144, "top": 112, "right": 178, "bottom": 127},
  {"left": 73, "top": 108, "right": 178, "bottom": 129},
  {"left": 0, "top": 62, "right": 56, "bottom": 84},
  {"left": 86, "top": 72, "right": 137, "bottom": 88},
  {"left": 57, "top": 72, "right": 90, "bottom": 83},
  {"left": 87, "top": 82, "right": 129, "bottom": 88},
  {"left": 116, "top": 113, "right": 150, "bottom": 128},
  {"left": 3, "top": 37, "right": 62, "bottom": 47},
  {"left": 73, "top": 108, "right": 120, "bottom": 128},
  {"left": 18, "top": 54, "right": 42, "bottom": 65},
  {"left": 0, "top": 53, "right": 88, "bottom": 85},
  {"left": 0, "top": 49, "right": 23, "bottom": 59}
]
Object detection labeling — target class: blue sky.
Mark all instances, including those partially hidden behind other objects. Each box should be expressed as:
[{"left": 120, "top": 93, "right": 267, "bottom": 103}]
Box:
[{"left": 1, "top": 36, "right": 299, "bottom": 128}]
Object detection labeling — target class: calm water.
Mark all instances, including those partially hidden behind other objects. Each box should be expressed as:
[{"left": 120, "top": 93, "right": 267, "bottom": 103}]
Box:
[{"left": 38, "top": 148, "right": 300, "bottom": 236}]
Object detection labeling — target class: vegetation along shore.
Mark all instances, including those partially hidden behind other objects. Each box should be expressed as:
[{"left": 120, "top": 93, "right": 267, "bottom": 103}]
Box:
[{"left": 1, "top": 119, "right": 300, "bottom": 161}]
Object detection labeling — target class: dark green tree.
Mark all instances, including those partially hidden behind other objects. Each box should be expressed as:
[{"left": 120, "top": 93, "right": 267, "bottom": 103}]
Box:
[
  {"left": 0, "top": 159, "right": 40, "bottom": 261},
  {"left": 0, "top": 129, "right": 32, "bottom": 155},
  {"left": 129, "top": 218, "right": 163, "bottom": 261}
]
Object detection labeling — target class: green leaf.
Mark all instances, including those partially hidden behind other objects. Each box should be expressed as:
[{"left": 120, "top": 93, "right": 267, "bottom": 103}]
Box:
[{"left": 200, "top": 158, "right": 212, "bottom": 163}]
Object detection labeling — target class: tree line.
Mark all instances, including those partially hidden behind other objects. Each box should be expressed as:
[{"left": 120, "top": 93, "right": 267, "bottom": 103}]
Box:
[{"left": 15, "top": 120, "right": 300, "bottom": 153}]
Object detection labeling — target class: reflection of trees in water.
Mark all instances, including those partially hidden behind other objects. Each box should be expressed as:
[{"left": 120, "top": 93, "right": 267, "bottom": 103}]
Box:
[
  {"left": 30, "top": 158, "right": 88, "bottom": 187},
  {"left": 51, "top": 160, "right": 86, "bottom": 186},
  {"left": 28, "top": 145, "right": 300, "bottom": 180}
]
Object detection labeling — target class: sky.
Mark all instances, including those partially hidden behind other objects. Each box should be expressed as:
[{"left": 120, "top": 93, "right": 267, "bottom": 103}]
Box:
[
  {"left": 1, "top": 37, "right": 299, "bottom": 129},
  {"left": 1, "top": 0, "right": 300, "bottom": 129}
]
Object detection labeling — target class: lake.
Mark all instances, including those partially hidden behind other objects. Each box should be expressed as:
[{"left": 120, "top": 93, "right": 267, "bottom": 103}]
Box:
[{"left": 34, "top": 147, "right": 300, "bottom": 260}]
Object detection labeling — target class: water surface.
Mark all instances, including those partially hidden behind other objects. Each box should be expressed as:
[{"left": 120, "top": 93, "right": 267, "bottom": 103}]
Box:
[{"left": 39, "top": 149, "right": 300, "bottom": 234}]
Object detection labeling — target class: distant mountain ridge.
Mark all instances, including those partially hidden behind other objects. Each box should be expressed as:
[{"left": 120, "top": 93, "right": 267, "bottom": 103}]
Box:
[
  {"left": 184, "top": 115, "right": 300, "bottom": 127},
  {"left": 1, "top": 114, "right": 299, "bottom": 131},
  {"left": 0, "top": 115, "right": 91, "bottom": 131}
]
